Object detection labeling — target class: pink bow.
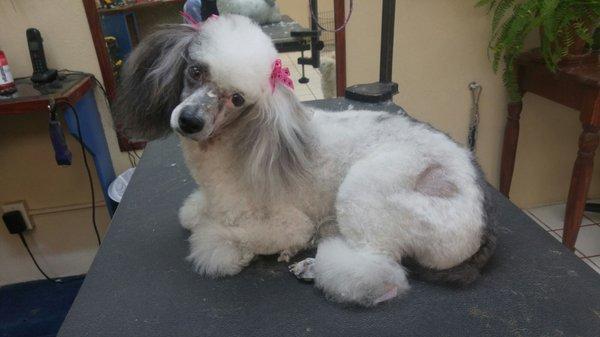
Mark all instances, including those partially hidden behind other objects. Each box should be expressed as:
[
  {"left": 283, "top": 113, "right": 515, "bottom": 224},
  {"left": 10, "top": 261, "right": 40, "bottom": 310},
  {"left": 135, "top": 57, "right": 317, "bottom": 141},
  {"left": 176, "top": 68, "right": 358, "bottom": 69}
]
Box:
[
  {"left": 180, "top": 12, "right": 218, "bottom": 30},
  {"left": 269, "top": 59, "right": 294, "bottom": 93},
  {"left": 180, "top": 11, "right": 201, "bottom": 29}
]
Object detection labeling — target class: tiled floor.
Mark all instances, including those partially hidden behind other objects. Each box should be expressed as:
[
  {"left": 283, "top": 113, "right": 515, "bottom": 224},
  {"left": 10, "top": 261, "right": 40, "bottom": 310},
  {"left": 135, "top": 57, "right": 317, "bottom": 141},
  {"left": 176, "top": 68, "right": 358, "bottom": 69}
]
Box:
[
  {"left": 279, "top": 52, "right": 324, "bottom": 101},
  {"left": 526, "top": 202, "right": 600, "bottom": 274}
]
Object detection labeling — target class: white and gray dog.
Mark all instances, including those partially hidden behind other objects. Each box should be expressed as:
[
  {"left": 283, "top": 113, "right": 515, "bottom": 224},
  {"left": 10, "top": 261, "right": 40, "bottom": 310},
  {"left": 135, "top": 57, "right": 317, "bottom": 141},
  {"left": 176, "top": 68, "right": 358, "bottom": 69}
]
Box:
[{"left": 114, "top": 15, "right": 495, "bottom": 306}]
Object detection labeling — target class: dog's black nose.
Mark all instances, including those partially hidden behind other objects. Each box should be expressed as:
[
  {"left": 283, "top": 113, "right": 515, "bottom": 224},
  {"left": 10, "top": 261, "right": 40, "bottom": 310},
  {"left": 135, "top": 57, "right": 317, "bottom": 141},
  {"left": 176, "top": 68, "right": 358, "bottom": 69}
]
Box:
[{"left": 178, "top": 107, "right": 205, "bottom": 134}]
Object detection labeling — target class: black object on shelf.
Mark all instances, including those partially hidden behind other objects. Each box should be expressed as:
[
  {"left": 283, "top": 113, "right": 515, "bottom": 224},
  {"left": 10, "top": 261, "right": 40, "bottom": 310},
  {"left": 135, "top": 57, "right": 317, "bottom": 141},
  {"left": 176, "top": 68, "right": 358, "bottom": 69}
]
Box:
[
  {"left": 345, "top": 0, "right": 399, "bottom": 103},
  {"left": 26, "top": 28, "right": 57, "bottom": 84}
]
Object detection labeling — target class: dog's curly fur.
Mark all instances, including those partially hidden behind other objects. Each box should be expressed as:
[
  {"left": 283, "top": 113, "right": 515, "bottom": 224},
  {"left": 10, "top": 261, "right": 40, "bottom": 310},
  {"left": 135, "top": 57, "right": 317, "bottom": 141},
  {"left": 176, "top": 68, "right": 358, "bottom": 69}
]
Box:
[{"left": 114, "top": 15, "right": 496, "bottom": 306}]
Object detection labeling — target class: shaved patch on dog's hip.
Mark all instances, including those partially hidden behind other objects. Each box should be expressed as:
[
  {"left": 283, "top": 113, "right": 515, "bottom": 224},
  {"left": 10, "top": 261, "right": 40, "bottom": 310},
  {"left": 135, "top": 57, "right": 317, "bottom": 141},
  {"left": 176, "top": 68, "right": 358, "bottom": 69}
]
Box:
[{"left": 414, "top": 164, "right": 458, "bottom": 198}]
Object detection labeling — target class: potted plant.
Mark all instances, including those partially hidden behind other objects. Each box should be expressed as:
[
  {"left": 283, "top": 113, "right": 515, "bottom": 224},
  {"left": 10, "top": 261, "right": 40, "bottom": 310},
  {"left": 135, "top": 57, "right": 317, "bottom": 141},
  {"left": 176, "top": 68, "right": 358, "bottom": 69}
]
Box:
[{"left": 477, "top": 0, "right": 600, "bottom": 102}]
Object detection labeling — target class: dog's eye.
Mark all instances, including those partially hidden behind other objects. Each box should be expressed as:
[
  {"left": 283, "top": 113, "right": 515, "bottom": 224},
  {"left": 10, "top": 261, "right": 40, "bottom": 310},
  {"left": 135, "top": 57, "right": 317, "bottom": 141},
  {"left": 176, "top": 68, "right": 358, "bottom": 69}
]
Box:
[
  {"left": 231, "top": 93, "right": 245, "bottom": 107},
  {"left": 188, "top": 66, "right": 206, "bottom": 81}
]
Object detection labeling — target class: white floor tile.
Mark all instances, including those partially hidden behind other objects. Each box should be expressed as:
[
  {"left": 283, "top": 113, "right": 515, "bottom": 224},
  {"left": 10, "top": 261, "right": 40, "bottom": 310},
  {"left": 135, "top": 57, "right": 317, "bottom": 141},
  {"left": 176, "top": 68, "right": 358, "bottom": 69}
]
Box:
[
  {"left": 295, "top": 85, "right": 313, "bottom": 96},
  {"left": 573, "top": 226, "right": 600, "bottom": 257},
  {"left": 554, "top": 226, "right": 600, "bottom": 257},
  {"left": 298, "top": 94, "right": 316, "bottom": 102},
  {"left": 278, "top": 52, "right": 325, "bottom": 99},
  {"left": 528, "top": 204, "right": 593, "bottom": 230}
]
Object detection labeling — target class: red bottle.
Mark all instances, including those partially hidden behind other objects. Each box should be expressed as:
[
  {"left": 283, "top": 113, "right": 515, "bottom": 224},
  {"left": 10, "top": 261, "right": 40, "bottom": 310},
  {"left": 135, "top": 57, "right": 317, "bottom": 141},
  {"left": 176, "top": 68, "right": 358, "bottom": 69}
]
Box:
[{"left": 0, "top": 50, "right": 17, "bottom": 96}]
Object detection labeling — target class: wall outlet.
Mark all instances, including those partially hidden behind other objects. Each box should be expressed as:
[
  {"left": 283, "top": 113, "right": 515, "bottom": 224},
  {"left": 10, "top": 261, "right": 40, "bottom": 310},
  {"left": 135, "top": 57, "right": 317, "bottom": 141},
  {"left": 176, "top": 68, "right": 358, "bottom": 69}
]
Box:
[{"left": 2, "top": 201, "right": 34, "bottom": 230}]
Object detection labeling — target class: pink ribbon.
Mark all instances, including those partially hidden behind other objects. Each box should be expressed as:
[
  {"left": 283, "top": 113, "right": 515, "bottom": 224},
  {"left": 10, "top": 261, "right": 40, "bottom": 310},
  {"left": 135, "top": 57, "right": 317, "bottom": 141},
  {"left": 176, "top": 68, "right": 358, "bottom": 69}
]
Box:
[
  {"left": 180, "top": 13, "right": 218, "bottom": 30},
  {"left": 269, "top": 59, "right": 294, "bottom": 93},
  {"left": 180, "top": 11, "right": 201, "bottom": 29}
]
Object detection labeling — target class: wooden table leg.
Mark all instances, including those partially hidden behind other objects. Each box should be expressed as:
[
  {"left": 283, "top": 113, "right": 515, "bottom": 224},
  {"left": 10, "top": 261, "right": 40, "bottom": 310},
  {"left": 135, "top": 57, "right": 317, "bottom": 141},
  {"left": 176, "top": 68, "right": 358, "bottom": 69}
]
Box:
[
  {"left": 563, "top": 124, "right": 600, "bottom": 250},
  {"left": 499, "top": 102, "right": 523, "bottom": 197}
]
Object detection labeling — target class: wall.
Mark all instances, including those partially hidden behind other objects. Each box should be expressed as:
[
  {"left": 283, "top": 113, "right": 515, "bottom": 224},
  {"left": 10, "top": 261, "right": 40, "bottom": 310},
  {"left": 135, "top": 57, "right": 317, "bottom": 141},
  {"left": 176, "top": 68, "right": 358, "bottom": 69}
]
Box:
[
  {"left": 278, "top": 0, "right": 334, "bottom": 28},
  {"left": 345, "top": 0, "right": 600, "bottom": 208},
  {"left": 0, "top": 0, "right": 130, "bottom": 285}
]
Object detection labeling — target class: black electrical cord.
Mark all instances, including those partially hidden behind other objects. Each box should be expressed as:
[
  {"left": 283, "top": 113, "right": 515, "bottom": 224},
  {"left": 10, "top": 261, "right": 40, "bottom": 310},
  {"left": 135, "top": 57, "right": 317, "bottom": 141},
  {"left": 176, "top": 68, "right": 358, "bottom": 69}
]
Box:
[
  {"left": 309, "top": 0, "right": 354, "bottom": 33},
  {"left": 62, "top": 101, "right": 102, "bottom": 246},
  {"left": 58, "top": 70, "right": 111, "bottom": 108},
  {"left": 18, "top": 233, "right": 62, "bottom": 283}
]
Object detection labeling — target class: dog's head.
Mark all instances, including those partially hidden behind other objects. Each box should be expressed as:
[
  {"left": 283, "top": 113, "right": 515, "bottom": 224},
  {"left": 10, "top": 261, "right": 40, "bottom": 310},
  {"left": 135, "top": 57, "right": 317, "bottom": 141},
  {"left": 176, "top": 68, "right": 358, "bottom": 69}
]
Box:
[
  {"left": 114, "top": 14, "right": 299, "bottom": 142},
  {"left": 115, "top": 15, "right": 312, "bottom": 192}
]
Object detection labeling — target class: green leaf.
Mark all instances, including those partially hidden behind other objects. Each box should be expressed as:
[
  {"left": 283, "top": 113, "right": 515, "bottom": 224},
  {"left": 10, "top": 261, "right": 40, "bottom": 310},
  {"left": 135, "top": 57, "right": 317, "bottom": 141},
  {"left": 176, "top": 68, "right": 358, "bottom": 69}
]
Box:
[{"left": 492, "top": 0, "right": 515, "bottom": 33}]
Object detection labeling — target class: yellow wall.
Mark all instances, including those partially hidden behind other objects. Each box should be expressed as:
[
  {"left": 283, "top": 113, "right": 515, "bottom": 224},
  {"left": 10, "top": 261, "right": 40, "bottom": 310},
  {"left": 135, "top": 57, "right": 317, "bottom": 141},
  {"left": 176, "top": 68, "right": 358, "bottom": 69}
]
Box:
[
  {"left": 278, "top": 0, "right": 334, "bottom": 28},
  {"left": 345, "top": 0, "right": 600, "bottom": 208},
  {"left": 0, "top": 0, "right": 126, "bottom": 285}
]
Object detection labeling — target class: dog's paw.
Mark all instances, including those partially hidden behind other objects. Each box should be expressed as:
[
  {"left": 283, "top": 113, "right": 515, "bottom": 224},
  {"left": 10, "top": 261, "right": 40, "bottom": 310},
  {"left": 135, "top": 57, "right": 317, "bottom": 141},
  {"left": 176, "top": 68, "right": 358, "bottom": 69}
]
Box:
[
  {"left": 289, "top": 258, "right": 316, "bottom": 281},
  {"left": 187, "top": 238, "right": 254, "bottom": 277},
  {"left": 277, "top": 248, "right": 299, "bottom": 263}
]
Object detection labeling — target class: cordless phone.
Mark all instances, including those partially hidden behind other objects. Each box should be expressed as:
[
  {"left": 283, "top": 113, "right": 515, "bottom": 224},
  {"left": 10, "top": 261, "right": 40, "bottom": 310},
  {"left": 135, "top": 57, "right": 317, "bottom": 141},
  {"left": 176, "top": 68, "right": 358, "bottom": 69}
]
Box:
[{"left": 26, "top": 28, "right": 57, "bottom": 84}]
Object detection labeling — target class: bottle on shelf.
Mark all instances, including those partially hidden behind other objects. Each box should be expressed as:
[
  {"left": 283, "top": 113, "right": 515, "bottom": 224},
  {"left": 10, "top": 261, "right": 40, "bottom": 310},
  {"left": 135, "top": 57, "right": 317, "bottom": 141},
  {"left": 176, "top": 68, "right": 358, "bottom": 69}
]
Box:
[{"left": 0, "top": 50, "right": 17, "bottom": 96}]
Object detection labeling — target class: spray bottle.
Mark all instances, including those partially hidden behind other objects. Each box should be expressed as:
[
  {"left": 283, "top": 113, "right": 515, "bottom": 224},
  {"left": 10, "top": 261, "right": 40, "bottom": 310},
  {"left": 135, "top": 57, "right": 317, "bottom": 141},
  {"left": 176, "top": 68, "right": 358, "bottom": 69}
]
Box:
[{"left": 0, "top": 50, "right": 17, "bottom": 96}]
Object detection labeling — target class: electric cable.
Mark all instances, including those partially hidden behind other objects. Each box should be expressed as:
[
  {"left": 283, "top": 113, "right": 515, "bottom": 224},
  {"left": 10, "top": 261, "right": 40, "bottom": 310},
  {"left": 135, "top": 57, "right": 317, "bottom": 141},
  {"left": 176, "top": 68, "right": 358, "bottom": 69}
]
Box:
[
  {"left": 309, "top": 0, "right": 354, "bottom": 33},
  {"left": 60, "top": 69, "right": 139, "bottom": 169},
  {"left": 62, "top": 101, "right": 102, "bottom": 246},
  {"left": 18, "top": 233, "right": 62, "bottom": 283}
]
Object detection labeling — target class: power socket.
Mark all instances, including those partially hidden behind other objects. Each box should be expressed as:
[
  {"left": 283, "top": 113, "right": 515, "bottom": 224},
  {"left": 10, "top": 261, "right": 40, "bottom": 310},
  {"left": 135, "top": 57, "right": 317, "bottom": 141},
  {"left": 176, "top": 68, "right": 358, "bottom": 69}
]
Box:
[{"left": 2, "top": 201, "right": 34, "bottom": 230}]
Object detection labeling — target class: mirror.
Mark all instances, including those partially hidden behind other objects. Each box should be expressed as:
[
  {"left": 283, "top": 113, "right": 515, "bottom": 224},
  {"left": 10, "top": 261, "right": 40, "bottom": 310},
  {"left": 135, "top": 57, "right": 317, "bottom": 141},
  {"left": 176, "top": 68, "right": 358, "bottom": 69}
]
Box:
[{"left": 83, "top": 0, "right": 347, "bottom": 151}]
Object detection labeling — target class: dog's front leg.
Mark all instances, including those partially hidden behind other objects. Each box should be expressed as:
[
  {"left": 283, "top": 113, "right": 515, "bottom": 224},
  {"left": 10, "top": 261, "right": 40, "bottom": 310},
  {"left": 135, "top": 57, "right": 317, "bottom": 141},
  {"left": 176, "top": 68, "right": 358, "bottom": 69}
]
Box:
[
  {"left": 186, "top": 224, "right": 254, "bottom": 277},
  {"left": 179, "top": 190, "right": 205, "bottom": 230}
]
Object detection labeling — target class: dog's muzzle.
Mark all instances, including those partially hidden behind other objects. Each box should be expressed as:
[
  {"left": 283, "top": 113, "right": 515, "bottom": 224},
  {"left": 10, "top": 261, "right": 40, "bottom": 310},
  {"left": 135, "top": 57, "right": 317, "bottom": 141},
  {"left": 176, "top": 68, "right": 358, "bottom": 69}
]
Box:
[
  {"left": 172, "top": 84, "right": 219, "bottom": 136},
  {"left": 178, "top": 106, "right": 205, "bottom": 134}
]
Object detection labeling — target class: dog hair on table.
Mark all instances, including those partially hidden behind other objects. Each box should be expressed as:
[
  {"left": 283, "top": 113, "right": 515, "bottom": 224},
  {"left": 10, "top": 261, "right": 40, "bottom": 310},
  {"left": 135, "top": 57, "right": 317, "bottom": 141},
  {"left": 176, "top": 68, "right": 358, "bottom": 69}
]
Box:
[{"left": 114, "top": 15, "right": 496, "bottom": 307}]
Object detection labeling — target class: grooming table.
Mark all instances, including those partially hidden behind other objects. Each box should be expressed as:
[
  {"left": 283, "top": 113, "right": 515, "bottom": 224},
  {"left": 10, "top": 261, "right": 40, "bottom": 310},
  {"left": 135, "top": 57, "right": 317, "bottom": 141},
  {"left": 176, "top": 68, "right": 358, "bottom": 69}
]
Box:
[
  {"left": 262, "top": 15, "right": 311, "bottom": 53},
  {"left": 58, "top": 99, "right": 600, "bottom": 337}
]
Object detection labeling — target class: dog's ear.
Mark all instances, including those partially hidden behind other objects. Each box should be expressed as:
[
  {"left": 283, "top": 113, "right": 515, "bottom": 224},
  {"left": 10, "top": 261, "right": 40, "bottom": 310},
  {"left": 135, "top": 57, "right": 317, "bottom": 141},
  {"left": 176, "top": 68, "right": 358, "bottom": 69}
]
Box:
[
  {"left": 113, "top": 25, "right": 198, "bottom": 140},
  {"left": 237, "top": 86, "right": 313, "bottom": 194}
]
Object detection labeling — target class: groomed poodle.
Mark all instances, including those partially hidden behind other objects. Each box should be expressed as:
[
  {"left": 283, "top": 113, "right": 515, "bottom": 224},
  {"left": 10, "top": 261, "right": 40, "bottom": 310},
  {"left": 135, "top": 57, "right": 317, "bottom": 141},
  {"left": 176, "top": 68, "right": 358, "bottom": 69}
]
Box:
[{"left": 114, "top": 15, "right": 496, "bottom": 307}]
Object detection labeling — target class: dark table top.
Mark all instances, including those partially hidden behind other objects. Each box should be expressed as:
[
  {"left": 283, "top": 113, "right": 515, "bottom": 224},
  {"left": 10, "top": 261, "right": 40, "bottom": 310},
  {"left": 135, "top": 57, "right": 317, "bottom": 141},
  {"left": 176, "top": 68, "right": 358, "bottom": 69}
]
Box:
[
  {"left": 58, "top": 98, "right": 600, "bottom": 337},
  {"left": 262, "top": 15, "right": 311, "bottom": 53}
]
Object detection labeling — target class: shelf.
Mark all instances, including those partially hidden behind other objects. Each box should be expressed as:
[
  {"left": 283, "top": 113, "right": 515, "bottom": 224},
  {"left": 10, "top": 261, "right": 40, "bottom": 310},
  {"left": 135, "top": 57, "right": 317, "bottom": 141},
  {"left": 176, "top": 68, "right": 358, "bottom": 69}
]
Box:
[{"left": 98, "top": 0, "right": 185, "bottom": 14}]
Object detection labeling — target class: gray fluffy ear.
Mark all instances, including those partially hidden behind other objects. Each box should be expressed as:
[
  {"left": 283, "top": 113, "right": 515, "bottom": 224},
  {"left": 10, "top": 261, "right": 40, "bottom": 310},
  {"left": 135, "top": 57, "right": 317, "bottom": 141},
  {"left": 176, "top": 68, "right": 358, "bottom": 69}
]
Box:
[{"left": 113, "top": 25, "right": 198, "bottom": 140}]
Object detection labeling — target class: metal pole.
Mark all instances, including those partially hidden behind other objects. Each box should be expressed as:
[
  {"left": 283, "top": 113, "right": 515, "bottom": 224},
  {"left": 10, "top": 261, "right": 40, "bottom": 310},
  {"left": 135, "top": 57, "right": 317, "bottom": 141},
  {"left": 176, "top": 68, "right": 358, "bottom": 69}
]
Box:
[
  {"left": 334, "top": 0, "right": 347, "bottom": 96},
  {"left": 309, "top": 0, "right": 320, "bottom": 68},
  {"left": 379, "top": 0, "right": 396, "bottom": 83}
]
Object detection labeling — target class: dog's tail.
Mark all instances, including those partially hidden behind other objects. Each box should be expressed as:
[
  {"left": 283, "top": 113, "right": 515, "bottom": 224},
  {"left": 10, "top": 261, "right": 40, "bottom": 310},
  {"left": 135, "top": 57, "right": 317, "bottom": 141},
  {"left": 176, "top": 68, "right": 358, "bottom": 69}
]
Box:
[
  {"left": 405, "top": 181, "right": 498, "bottom": 286},
  {"left": 404, "top": 228, "right": 496, "bottom": 286}
]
